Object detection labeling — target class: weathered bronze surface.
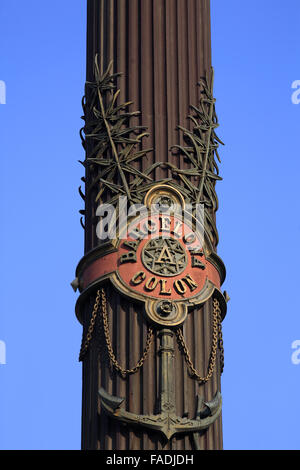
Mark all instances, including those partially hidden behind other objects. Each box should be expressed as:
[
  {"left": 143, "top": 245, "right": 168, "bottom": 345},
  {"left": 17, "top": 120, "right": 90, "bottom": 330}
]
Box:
[
  {"left": 99, "top": 328, "right": 222, "bottom": 441},
  {"left": 76, "top": 0, "right": 226, "bottom": 450}
]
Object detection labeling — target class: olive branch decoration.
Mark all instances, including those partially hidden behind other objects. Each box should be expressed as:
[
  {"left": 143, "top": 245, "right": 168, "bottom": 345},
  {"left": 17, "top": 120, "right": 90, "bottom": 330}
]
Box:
[
  {"left": 172, "top": 68, "right": 224, "bottom": 246},
  {"left": 79, "top": 57, "right": 223, "bottom": 246},
  {"left": 79, "top": 56, "right": 154, "bottom": 212}
]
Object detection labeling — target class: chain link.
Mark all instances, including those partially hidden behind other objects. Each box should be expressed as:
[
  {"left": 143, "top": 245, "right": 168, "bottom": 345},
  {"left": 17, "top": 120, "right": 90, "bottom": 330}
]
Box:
[
  {"left": 176, "top": 298, "right": 223, "bottom": 383},
  {"left": 79, "top": 289, "right": 101, "bottom": 361},
  {"left": 215, "top": 299, "right": 224, "bottom": 374},
  {"left": 79, "top": 290, "right": 224, "bottom": 378},
  {"left": 100, "top": 288, "right": 153, "bottom": 377}
]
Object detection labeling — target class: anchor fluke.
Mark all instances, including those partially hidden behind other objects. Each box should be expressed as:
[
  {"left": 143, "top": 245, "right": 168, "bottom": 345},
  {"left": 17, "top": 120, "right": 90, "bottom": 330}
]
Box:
[
  {"left": 99, "top": 387, "right": 124, "bottom": 411},
  {"left": 200, "top": 391, "right": 222, "bottom": 419},
  {"left": 98, "top": 387, "right": 222, "bottom": 441}
]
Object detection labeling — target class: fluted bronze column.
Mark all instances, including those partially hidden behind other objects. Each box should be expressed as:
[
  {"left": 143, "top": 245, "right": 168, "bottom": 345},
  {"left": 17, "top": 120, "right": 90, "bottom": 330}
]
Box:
[{"left": 75, "top": 0, "right": 226, "bottom": 450}]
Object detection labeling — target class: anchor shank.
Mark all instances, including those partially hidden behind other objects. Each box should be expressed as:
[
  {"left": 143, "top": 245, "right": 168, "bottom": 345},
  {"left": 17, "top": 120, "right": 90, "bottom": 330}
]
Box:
[{"left": 157, "top": 329, "right": 176, "bottom": 414}]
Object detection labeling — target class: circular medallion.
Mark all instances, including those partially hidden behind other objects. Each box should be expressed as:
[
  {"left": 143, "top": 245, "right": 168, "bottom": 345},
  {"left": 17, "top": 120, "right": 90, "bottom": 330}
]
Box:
[
  {"left": 141, "top": 237, "right": 188, "bottom": 277},
  {"left": 75, "top": 184, "right": 226, "bottom": 327}
]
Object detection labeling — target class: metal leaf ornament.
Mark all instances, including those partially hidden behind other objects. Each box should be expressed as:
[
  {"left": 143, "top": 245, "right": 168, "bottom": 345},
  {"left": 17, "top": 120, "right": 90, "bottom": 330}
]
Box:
[{"left": 79, "top": 57, "right": 224, "bottom": 247}]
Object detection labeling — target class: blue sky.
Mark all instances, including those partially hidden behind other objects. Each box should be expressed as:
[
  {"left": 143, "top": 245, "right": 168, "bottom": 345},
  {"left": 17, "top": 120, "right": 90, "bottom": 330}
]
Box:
[{"left": 0, "top": 0, "right": 299, "bottom": 450}]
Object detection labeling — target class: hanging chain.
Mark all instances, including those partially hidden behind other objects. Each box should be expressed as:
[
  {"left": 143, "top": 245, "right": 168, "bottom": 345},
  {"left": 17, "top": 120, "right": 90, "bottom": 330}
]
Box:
[
  {"left": 100, "top": 288, "right": 153, "bottom": 377},
  {"left": 79, "top": 289, "right": 224, "bottom": 377},
  {"left": 176, "top": 298, "right": 223, "bottom": 383},
  {"left": 216, "top": 299, "right": 224, "bottom": 374},
  {"left": 79, "top": 289, "right": 101, "bottom": 361}
]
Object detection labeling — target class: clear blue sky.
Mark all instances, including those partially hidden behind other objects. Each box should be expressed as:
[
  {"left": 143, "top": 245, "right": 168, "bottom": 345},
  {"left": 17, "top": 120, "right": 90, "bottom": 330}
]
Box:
[{"left": 0, "top": 0, "right": 299, "bottom": 450}]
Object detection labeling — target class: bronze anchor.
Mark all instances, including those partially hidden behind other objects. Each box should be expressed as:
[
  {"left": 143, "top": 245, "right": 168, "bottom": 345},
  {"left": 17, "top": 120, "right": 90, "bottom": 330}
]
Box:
[{"left": 99, "top": 328, "right": 222, "bottom": 441}]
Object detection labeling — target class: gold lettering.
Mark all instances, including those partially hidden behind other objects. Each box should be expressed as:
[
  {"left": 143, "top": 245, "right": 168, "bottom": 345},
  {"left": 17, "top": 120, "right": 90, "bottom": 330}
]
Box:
[
  {"left": 190, "top": 246, "right": 203, "bottom": 255},
  {"left": 156, "top": 242, "right": 173, "bottom": 264},
  {"left": 120, "top": 251, "right": 137, "bottom": 264},
  {"left": 122, "top": 241, "right": 139, "bottom": 251},
  {"left": 159, "top": 216, "right": 171, "bottom": 232},
  {"left": 131, "top": 271, "right": 146, "bottom": 285},
  {"left": 145, "top": 276, "right": 159, "bottom": 291},
  {"left": 191, "top": 256, "right": 205, "bottom": 270},
  {"left": 159, "top": 279, "right": 172, "bottom": 295},
  {"left": 183, "top": 232, "right": 196, "bottom": 244},
  {"left": 174, "top": 279, "right": 187, "bottom": 294},
  {"left": 182, "top": 274, "right": 198, "bottom": 291},
  {"left": 128, "top": 228, "right": 144, "bottom": 240},
  {"left": 173, "top": 220, "right": 183, "bottom": 238},
  {"left": 144, "top": 220, "right": 157, "bottom": 233}
]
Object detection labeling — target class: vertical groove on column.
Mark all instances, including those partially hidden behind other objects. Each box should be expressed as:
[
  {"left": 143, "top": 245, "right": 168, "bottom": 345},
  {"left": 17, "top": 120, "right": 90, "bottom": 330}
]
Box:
[
  {"left": 140, "top": 0, "right": 155, "bottom": 176},
  {"left": 176, "top": 0, "right": 188, "bottom": 155},
  {"left": 128, "top": 0, "right": 141, "bottom": 182},
  {"left": 201, "top": 301, "right": 208, "bottom": 449},
  {"left": 166, "top": 0, "right": 179, "bottom": 176},
  {"left": 115, "top": 298, "right": 127, "bottom": 449},
  {"left": 153, "top": 0, "right": 167, "bottom": 181}
]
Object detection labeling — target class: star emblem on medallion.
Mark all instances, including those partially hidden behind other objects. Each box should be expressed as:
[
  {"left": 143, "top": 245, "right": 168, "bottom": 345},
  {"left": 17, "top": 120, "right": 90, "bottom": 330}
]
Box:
[{"left": 142, "top": 237, "right": 188, "bottom": 276}]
